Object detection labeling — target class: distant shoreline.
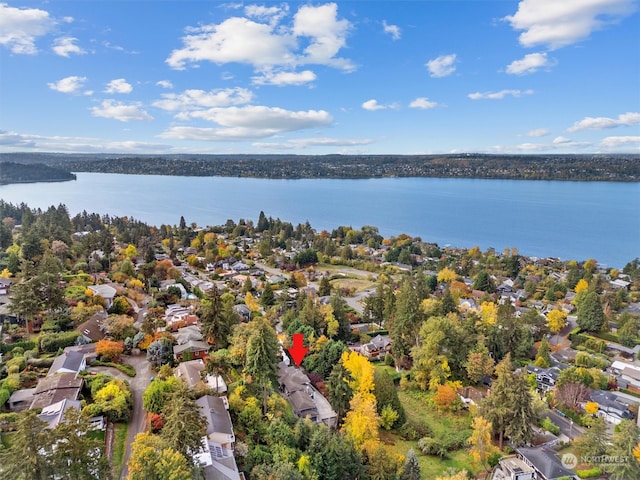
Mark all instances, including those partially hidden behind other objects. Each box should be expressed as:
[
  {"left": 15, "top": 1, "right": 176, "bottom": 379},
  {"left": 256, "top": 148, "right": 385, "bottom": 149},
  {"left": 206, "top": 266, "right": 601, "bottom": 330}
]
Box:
[{"left": 1, "top": 152, "right": 638, "bottom": 183}]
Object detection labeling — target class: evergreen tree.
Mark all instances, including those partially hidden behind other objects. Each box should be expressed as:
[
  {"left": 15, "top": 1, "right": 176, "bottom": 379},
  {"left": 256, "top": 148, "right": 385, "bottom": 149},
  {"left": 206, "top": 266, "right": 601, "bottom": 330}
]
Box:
[
  {"left": 260, "top": 281, "right": 275, "bottom": 307},
  {"left": 400, "top": 448, "right": 421, "bottom": 480},
  {"left": 575, "top": 416, "right": 609, "bottom": 459},
  {"left": 479, "top": 354, "right": 534, "bottom": 448},
  {"left": 534, "top": 337, "right": 552, "bottom": 367},
  {"left": 318, "top": 276, "right": 332, "bottom": 296},
  {"left": 327, "top": 362, "right": 354, "bottom": 425},
  {"left": 127, "top": 432, "right": 192, "bottom": 480},
  {"left": 606, "top": 420, "right": 640, "bottom": 480},
  {"left": 200, "top": 285, "right": 234, "bottom": 349},
  {"left": 160, "top": 385, "right": 207, "bottom": 460},
  {"left": 245, "top": 318, "right": 280, "bottom": 413},
  {"left": 577, "top": 291, "right": 605, "bottom": 332},
  {"left": 0, "top": 410, "right": 53, "bottom": 480}
]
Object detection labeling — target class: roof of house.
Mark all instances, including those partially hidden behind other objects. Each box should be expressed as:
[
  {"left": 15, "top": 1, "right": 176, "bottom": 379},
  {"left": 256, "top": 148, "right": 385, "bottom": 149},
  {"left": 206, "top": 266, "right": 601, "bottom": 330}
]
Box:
[
  {"left": 174, "top": 325, "right": 204, "bottom": 345},
  {"left": 279, "top": 366, "right": 311, "bottom": 393},
  {"left": 30, "top": 373, "right": 84, "bottom": 410},
  {"left": 196, "top": 395, "right": 234, "bottom": 437},
  {"left": 622, "top": 367, "right": 640, "bottom": 381},
  {"left": 517, "top": 446, "right": 576, "bottom": 480},
  {"left": 173, "top": 340, "right": 210, "bottom": 355},
  {"left": 88, "top": 284, "right": 116, "bottom": 299},
  {"left": 175, "top": 359, "right": 206, "bottom": 387},
  {"left": 48, "top": 350, "right": 85, "bottom": 376},
  {"left": 289, "top": 390, "right": 318, "bottom": 415},
  {"left": 37, "top": 398, "right": 82, "bottom": 429},
  {"left": 75, "top": 314, "right": 106, "bottom": 342},
  {"left": 8, "top": 387, "right": 36, "bottom": 406}
]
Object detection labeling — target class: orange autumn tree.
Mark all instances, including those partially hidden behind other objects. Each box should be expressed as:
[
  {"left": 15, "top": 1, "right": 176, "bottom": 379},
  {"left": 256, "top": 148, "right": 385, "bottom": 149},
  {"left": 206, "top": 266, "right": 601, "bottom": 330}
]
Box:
[{"left": 96, "top": 339, "right": 124, "bottom": 362}]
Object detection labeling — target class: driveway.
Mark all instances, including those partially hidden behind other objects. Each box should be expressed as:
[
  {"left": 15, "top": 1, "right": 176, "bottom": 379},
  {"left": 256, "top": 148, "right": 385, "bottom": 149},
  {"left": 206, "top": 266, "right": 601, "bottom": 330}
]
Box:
[
  {"left": 543, "top": 409, "right": 584, "bottom": 441},
  {"left": 117, "top": 354, "right": 152, "bottom": 479}
]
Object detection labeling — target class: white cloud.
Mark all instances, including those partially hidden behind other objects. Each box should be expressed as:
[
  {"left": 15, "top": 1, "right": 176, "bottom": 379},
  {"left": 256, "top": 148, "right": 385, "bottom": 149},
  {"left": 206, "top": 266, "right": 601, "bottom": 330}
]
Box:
[
  {"left": 244, "top": 4, "right": 289, "bottom": 26},
  {"left": 52, "top": 36, "right": 85, "bottom": 57},
  {"left": 426, "top": 54, "right": 457, "bottom": 78},
  {"left": 253, "top": 137, "right": 374, "bottom": 149},
  {"left": 504, "top": 0, "right": 636, "bottom": 50},
  {"left": 91, "top": 100, "right": 153, "bottom": 122},
  {"left": 167, "top": 3, "right": 353, "bottom": 73},
  {"left": 292, "top": 3, "right": 353, "bottom": 70},
  {"left": 362, "top": 99, "right": 393, "bottom": 111},
  {"left": 468, "top": 89, "right": 534, "bottom": 100},
  {"left": 383, "top": 20, "right": 401, "bottom": 40},
  {"left": 105, "top": 78, "right": 133, "bottom": 94},
  {"left": 552, "top": 136, "right": 572, "bottom": 144},
  {"left": 48, "top": 75, "right": 88, "bottom": 94},
  {"left": 600, "top": 135, "right": 640, "bottom": 148},
  {"left": 506, "top": 52, "right": 555, "bottom": 75},
  {"left": 159, "top": 105, "right": 332, "bottom": 141},
  {"left": 568, "top": 112, "right": 640, "bottom": 132},
  {"left": 156, "top": 80, "right": 174, "bottom": 89},
  {"left": 0, "top": 130, "right": 176, "bottom": 153},
  {"left": 526, "top": 128, "right": 550, "bottom": 137},
  {"left": 153, "top": 87, "right": 253, "bottom": 112},
  {"left": 409, "top": 97, "right": 439, "bottom": 109},
  {"left": 252, "top": 69, "right": 317, "bottom": 86},
  {"left": 0, "top": 3, "right": 55, "bottom": 54}
]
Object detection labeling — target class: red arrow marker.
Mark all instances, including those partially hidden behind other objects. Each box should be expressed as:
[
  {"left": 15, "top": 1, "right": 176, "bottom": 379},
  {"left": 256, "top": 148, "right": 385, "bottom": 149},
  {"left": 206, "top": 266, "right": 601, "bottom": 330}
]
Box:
[{"left": 287, "top": 333, "right": 309, "bottom": 366}]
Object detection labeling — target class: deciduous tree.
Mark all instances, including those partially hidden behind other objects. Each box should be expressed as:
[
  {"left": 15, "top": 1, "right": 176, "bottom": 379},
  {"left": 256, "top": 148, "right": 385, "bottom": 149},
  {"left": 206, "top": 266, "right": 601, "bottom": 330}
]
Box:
[
  {"left": 127, "top": 432, "right": 191, "bottom": 480},
  {"left": 468, "top": 416, "right": 498, "bottom": 471}
]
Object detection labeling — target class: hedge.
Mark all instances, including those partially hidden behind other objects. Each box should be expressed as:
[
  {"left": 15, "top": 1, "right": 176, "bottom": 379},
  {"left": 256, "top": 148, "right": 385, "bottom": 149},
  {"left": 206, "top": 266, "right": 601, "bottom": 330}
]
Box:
[
  {"left": 39, "top": 331, "right": 81, "bottom": 353},
  {"left": 91, "top": 361, "right": 136, "bottom": 377},
  {"left": 577, "top": 467, "right": 602, "bottom": 478},
  {"left": 1, "top": 341, "right": 36, "bottom": 354}
]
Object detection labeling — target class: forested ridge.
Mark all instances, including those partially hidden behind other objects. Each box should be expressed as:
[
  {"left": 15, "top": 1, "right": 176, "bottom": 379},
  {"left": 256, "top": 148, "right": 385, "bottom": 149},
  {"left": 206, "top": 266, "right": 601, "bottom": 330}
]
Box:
[
  {"left": 1, "top": 153, "right": 639, "bottom": 181},
  {"left": 0, "top": 162, "right": 76, "bottom": 184}
]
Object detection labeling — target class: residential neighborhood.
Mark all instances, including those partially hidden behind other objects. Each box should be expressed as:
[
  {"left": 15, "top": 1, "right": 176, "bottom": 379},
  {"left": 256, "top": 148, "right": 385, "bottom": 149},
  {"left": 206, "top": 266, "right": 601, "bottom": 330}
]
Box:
[{"left": 0, "top": 203, "right": 639, "bottom": 480}]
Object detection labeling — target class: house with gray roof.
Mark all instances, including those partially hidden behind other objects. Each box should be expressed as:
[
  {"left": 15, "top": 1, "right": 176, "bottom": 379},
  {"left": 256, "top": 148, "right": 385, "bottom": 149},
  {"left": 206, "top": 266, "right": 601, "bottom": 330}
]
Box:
[
  {"left": 278, "top": 365, "right": 337, "bottom": 427},
  {"left": 48, "top": 350, "right": 86, "bottom": 377},
  {"left": 30, "top": 373, "right": 84, "bottom": 410},
  {"left": 37, "top": 398, "right": 82, "bottom": 429},
  {"left": 516, "top": 446, "right": 577, "bottom": 480},
  {"left": 175, "top": 359, "right": 227, "bottom": 393},
  {"left": 194, "top": 395, "right": 243, "bottom": 480}
]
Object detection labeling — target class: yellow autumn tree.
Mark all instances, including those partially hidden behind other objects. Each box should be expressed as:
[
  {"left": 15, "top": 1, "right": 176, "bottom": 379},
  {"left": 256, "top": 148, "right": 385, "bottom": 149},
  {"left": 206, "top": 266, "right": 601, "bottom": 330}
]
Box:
[
  {"left": 245, "top": 292, "right": 260, "bottom": 312},
  {"left": 480, "top": 301, "right": 498, "bottom": 325},
  {"left": 341, "top": 351, "right": 380, "bottom": 450},
  {"left": 437, "top": 267, "right": 457, "bottom": 283},
  {"left": 633, "top": 442, "right": 640, "bottom": 463},
  {"left": 435, "top": 470, "right": 469, "bottom": 480},
  {"left": 547, "top": 309, "right": 567, "bottom": 334},
  {"left": 584, "top": 401, "right": 599, "bottom": 415},
  {"left": 575, "top": 279, "right": 589, "bottom": 293},
  {"left": 468, "top": 416, "right": 498, "bottom": 471},
  {"left": 0, "top": 268, "right": 11, "bottom": 278}
]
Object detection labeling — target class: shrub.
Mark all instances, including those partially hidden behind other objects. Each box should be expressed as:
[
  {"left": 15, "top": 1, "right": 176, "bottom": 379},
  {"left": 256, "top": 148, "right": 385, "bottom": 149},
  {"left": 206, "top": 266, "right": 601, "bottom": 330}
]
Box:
[
  {"left": 576, "top": 467, "right": 602, "bottom": 478},
  {"left": 39, "top": 331, "right": 81, "bottom": 353},
  {"left": 399, "top": 420, "right": 432, "bottom": 441},
  {"left": 1, "top": 341, "right": 36, "bottom": 354},
  {"left": 540, "top": 417, "right": 561, "bottom": 435}
]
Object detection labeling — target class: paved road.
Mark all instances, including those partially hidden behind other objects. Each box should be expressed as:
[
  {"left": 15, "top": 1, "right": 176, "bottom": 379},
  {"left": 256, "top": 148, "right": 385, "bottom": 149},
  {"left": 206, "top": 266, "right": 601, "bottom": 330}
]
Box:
[
  {"left": 117, "top": 354, "right": 152, "bottom": 480},
  {"left": 543, "top": 409, "right": 584, "bottom": 441}
]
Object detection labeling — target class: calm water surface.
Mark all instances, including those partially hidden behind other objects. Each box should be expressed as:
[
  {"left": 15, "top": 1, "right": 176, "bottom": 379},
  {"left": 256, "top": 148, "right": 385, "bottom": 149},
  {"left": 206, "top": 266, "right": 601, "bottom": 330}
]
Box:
[{"left": 1, "top": 173, "right": 638, "bottom": 268}]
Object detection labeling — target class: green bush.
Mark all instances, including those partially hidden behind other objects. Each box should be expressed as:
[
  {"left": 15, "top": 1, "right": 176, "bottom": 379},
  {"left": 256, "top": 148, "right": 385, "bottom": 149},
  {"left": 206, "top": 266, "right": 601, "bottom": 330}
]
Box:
[
  {"left": 577, "top": 467, "right": 602, "bottom": 478},
  {"left": 0, "top": 387, "right": 10, "bottom": 408},
  {"left": 540, "top": 417, "right": 561, "bottom": 435},
  {"left": 399, "top": 420, "right": 432, "bottom": 441},
  {"left": 39, "top": 331, "right": 81, "bottom": 353},
  {"left": 91, "top": 361, "right": 136, "bottom": 377},
  {"left": 26, "top": 357, "right": 55, "bottom": 368},
  {"left": 1, "top": 341, "right": 36, "bottom": 354}
]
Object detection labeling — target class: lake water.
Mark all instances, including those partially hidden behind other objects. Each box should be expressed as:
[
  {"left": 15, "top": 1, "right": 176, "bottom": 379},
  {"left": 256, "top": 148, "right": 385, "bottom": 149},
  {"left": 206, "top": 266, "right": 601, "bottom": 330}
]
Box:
[{"left": 1, "top": 173, "right": 638, "bottom": 268}]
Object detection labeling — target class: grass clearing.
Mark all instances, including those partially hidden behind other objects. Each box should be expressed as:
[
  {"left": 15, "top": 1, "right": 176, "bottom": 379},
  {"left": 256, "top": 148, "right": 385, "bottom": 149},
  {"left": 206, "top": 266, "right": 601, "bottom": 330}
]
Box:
[
  {"left": 378, "top": 387, "right": 477, "bottom": 478},
  {"left": 330, "top": 277, "right": 374, "bottom": 293},
  {"left": 111, "top": 422, "right": 128, "bottom": 479}
]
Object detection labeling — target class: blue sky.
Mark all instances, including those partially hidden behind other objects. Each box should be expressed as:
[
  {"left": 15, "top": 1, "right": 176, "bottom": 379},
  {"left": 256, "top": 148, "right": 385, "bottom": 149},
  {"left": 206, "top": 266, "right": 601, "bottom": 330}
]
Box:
[{"left": 1, "top": 0, "right": 639, "bottom": 155}]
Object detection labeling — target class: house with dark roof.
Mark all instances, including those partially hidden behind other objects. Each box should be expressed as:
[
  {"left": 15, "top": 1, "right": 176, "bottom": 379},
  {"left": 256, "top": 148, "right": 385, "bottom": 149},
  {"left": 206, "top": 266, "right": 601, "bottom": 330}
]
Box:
[
  {"left": 360, "top": 334, "right": 392, "bottom": 360},
  {"left": 48, "top": 350, "right": 86, "bottom": 377},
  {"left": 516, "top": 446, "right": 577, "bottom": 480},
  {"left": 30, "top": 373, "right": 84, "bottom": 410},
  {"left": 587, "top": 390, "right": 634, "bottom": 425},
  {"left": 526, "top": 364, "right": 560, "bottom": 392},
  {"left": 37, "top": 399, "right": 82, "bottom": 429},
  {"left": 194, "top": 395, "right": 243, "bottom": 480},
  {"left": 278, "top": 365, "right": 337, "bottom": 427},
  {"left": 75, "top": 313, "right": 107, "bottom": 343}
]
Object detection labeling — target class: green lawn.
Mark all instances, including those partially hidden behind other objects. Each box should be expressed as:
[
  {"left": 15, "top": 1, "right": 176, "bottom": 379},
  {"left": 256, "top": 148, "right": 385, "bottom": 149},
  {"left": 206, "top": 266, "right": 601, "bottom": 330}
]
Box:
[{"left": 111, "top": 422, "right": 128, "bottom": 479}]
